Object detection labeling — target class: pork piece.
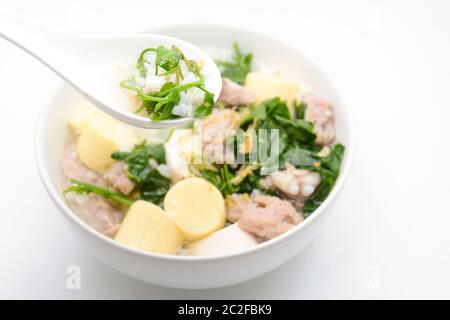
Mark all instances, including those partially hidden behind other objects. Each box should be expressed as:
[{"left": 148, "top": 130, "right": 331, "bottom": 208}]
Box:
[
  {"left": 61, "top": 146, "right": 105, "bottom": 187},
  {"left": 194, "top": 109, "right": 239, "bottom": 164},
  {"left": 66, "top": 193, "right": 123, "bottom": 238},
  {"left": 226, "top": 193, "right": 247, "bottom": 223},
  {"left": 262, "top": 163, "right": 321, "bottom": 202},
  {"left": 104, "top": 161, "right": 135, "bottom": 195},
  {"left": 62, "top": 146, "right": 123, "bottom": 238},
  {"left": 226, "top": 191, "right": 301, "bottom": 240},
  {"left": 219, "top": 78, "right": 255, "bottom": 107},
  {"left": 303, "top": 93, "right": 335, "bottom": 145}
]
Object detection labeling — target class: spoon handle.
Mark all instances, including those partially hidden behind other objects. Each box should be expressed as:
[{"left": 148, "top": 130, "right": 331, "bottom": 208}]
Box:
[
  {"left": 0, "top": 9, "right": 52, "bottom": 60},
  {"left": 0, "top": 8, "right": 82, "bottom": 86}
]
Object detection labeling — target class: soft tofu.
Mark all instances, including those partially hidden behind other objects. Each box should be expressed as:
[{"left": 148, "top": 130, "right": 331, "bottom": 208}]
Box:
[
  {"left": 115, "top": 200, "right": 182, "bottom": 255},
  {"left": 188, "top": 223, "right": 258, "bottom": 256},
  {"left": 164, "top": 177, "right": 225, "bottom": 241},
  {"left": 77, "top": 114, "right": 138, "bottom": 173},
  {"left": 245, "top": 72, "right": 299, "bottom": 106},
  {"left": 68, "top": 101, "right": 101, "bottom": 132},
  {"left": 164, "top": 129, "right": 196, "bottom": 182}
]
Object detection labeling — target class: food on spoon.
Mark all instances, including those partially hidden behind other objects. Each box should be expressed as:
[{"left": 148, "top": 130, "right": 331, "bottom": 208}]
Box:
[
  {"left": 115, "top": 200, "right": 182, "bottom": 255},
  {"left": 121, "top": 45, "right": 215, "bottom": 121},
  {"left": 164, "top": 177, "right": 226, "bottom": 241}
]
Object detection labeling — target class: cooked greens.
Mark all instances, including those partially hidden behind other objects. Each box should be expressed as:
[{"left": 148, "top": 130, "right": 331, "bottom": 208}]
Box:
[
  {"left": 249, "top": 98, "right": 317, "bottom": 173},
  {"left": 191, "top": 164, "right": 239, "bottom": 197},
  {"left": 66, "top": 42, "right": 345, "bottom": 236},
  {"left": 280, "top": 145, "right": 319, "bottom": 169},
  {"left": 216, "top": 42, "right": 252, "bottom": 85},
  {"left": 189, "top": 96, "right": 344, "bottom": 214},
  {"left": 236, "top": 169, "right": 269, "bottom": 195},
  {"left": 121, "top": 45, "right": 214, "bottom": 121},
  {"left": 136, "top": 46, "right": 183, "bottom": 78},
  {"left": 294, "top": 101, "right": 307, "bottom": 120},
  {"left": 65, "top": 143, "right": 172, "bottom": 207},
  {"left": 261, "top": 99, "right": 344, "bottom": 217},
  {"left": 112, "top": 143, "right": 171, "bottom": 206},
  {"left": 112, "top": 142, "right": 166, "bottom": 167},
  {"left": 64, "top": 179, "right": 134, "bottom": 206},
  {"left": 303, "top": 144, "right": 345, "bottom": 217}
]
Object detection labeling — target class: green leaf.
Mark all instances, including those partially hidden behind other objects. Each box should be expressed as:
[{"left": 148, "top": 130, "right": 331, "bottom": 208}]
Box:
[
  {"left": 236, "top": 170, "right": 272, "bottom": 195},
  {"left": 193, "top": 90, "right": 214, "bottom": 118},
  {"left": 136, "top": 48, "right": 155, "bottom": 76},
  {"left": 120, "top": 79, "right": 142, "bottom": 93},
  {"left": 64, "top": 179, "right": 134, "bottom": 206},
  {"left": 153, "top": 45, "right": 183, "bottom": 73},
  {"left": 302, "top": 144, "right": 345, "bottom": 217},
  {"left": 280, "top": 145, "right": 319, "bottom": 168},
  {"left": 215, "top": 42, "right": 252, "bottom": 85},
  {"left": 134, "top": 165, "right": 171, "bottom": 205},
  {"left": 256, "top": 98, "right": 290, "bottom": 124},
  {"left": 187, "top": 59, "right": 203, "bottom": 79},
  {"left": 321, "top": 143, "right": 345, "bottom": 173},
  {"left": 294, "top": 101, "right": 307, "bottom": 119},
  {"left": 112, "top": 143, "right": 171, "bottom": 206},
  {"left": 160, "top": 81, "right": 176, "bottom": 92},
  {"left": 302, "top": 169, "right": 336, "bottom": 218},
  {"left": 155, "top": 89, "right": 180, "bottom": 112},
  {"left": 112, "top": 142, "right": 166, "bottom": 166},
  {"left": 274, "top": 116, "right": 316, "bottom": 145},
  {"left": 191, "top": 164, "right": 238, "bottom": 197}
]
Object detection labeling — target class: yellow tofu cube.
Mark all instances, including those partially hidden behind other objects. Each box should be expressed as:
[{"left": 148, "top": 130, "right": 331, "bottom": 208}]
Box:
[
  {"left": 164, "top": 177, "right": 225, "bottom": 241},
  {"left": 115, "top": 200, "right": 182, "bottom": 255},
  {"left": 76, "top": 115, "right": 138, "bottom": 173},
  {"left": 245, "top": 72, "right": 299, "bottom": 106},
  {"left": 68, "top": 101, "right": 101, "bottom": 132}
]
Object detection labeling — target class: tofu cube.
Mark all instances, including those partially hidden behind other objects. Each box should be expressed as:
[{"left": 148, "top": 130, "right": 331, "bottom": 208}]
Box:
[
  {"left": 245, "top": 72, "right": 299, "bottom": 106},
  {"left": 164, "top": 177, "right": 225, "bottom": 241},
  {"left": 188, "top": 223, "right": 258, "bottom": 256},
  {"left": 115, "top": 200, "right": 183, "bottom": 255},
  {"left": 76, "top": 114, "right": 138, "bottom": 173}
]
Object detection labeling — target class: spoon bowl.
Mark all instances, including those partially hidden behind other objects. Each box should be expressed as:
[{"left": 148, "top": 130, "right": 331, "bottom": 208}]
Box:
[{"left": 0, "top": 9, "right": 222, "bottom": 129}]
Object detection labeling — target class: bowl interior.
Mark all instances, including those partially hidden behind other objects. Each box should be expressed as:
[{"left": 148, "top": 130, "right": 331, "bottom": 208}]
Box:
[{"left": 36, "top": 24, "right": 353, "bottom": 260}]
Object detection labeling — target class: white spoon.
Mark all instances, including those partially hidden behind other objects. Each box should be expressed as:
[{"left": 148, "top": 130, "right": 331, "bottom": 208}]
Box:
[{"left": 0, "top": 9, "right": 222, "bottom": 129}]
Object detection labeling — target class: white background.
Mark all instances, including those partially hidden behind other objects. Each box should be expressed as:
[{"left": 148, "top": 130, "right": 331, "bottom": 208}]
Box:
[{"left": 0, "top": 0, "right": 449, "bottom": 299}]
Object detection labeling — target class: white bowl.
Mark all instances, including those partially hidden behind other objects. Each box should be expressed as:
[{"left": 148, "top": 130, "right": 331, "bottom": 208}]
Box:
[{"left": 35, "top": 24, "right": 354, "bottom": 289}]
